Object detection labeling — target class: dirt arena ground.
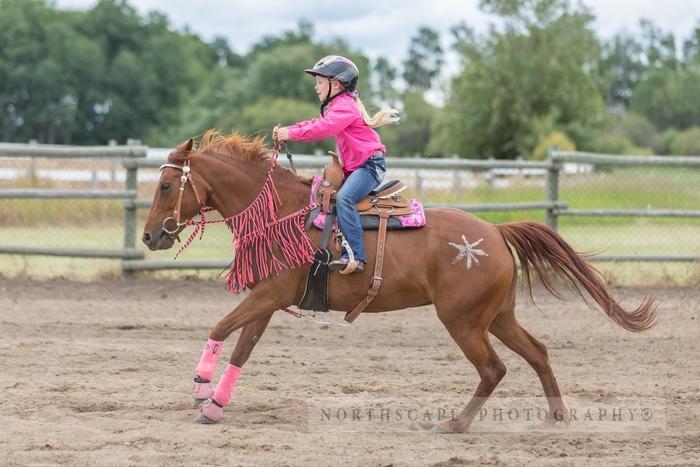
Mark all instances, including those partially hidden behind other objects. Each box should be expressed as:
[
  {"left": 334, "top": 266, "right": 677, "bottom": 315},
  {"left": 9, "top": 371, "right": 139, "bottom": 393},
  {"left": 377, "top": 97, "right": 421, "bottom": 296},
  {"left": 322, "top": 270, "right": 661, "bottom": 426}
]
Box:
[{"left": 0, "top": 278, "right": 698, "bottom": 466}]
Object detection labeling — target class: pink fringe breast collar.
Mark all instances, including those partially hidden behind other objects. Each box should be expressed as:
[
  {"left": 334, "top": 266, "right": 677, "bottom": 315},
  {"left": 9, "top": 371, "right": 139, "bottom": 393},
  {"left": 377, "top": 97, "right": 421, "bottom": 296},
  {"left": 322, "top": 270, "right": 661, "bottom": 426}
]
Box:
[{"left": 175, "top": 158, "right": 318, "bottom": 294}]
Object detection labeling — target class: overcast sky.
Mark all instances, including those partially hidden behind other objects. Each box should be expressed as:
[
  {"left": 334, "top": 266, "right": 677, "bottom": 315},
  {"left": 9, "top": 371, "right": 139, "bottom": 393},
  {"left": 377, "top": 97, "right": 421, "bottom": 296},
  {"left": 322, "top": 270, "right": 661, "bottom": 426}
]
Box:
[
  {"left": 53, "top": 0, "right": 700, "bottom": 54},
  {"left": 54, "top": 0, "right": 700, "bottom": 100}
]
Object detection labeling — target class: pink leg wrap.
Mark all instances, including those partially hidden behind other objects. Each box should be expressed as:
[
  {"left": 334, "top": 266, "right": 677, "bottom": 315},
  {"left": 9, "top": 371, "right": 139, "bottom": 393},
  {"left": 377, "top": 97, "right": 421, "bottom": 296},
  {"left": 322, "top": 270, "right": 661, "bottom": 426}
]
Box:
[
  {"left": 192, "top": 381, "right": 214, "bottom": 401},
  {"left": 195, "top": 339, "right": 224, "bottom": 381},
  {"left": 211, "top": 363, "right": 242, "bottom": 407},
  {"left": 200, "top": 400, "right": 225, "bottom": 422}
]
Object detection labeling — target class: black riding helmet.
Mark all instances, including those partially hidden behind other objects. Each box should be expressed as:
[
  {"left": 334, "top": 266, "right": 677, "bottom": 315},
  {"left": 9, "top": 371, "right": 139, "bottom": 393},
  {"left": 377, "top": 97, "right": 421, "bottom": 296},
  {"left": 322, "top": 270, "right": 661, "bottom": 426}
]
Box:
[{"left": 304, "top": 55, "right": 359, "bottom": 114}]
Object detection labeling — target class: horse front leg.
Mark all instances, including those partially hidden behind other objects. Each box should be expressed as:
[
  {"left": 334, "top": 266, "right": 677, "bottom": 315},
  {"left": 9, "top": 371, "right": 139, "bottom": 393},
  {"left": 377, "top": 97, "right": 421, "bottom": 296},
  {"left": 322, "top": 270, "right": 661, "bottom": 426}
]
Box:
[
  {"left": 191, "top": 315, "right": 273, "bottom": 406},
  {"left": 192, "top": 292, "right": 278, "bottom": 424}
]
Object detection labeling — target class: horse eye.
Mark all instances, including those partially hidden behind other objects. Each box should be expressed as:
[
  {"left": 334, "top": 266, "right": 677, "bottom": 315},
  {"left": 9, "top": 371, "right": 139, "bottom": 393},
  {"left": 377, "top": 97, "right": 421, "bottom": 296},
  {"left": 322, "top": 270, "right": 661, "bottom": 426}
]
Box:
[{"left": 160, "top": 183, "right": 171, "bottom": 192}]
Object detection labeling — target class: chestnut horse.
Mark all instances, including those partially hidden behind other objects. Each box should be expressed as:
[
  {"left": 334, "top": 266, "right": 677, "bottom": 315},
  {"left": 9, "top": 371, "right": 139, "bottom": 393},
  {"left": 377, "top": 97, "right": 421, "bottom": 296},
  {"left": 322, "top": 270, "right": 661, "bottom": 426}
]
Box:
[{"left": 142, "top": 131, "right": 656, "bottom": 431}]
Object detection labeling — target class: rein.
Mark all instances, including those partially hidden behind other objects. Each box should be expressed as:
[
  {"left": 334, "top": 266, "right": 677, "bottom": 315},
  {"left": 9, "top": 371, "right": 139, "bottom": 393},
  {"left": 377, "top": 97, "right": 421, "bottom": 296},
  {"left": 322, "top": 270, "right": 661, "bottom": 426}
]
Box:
[
  {"left": 284, "top": 143, "right": 296, "bottom": 173},
  {"left": 162, "top": 143, "right": 318, "bottom": 293}
]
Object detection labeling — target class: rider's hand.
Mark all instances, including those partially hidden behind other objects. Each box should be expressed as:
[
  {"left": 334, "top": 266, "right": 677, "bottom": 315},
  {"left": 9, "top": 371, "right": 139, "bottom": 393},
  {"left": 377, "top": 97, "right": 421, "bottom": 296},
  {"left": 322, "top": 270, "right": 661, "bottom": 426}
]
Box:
[{"left": 273, "top": 125, "right": 289, "bottom": 142}]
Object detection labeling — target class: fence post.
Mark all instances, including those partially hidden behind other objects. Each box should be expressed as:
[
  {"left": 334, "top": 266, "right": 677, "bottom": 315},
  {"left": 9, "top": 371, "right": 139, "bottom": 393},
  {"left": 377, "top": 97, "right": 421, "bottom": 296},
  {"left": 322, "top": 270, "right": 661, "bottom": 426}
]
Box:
[
  {"left": 109, "top": 139, "right": 118, "bottom": 183},
  {"left": 451, "top": 154, "right": 461, "bottom": 201},
  {"left": 545, "top": 147, "right": 560, "bottom": 230},
  {"left": 415, "top": 153, "right": 423, "bottom": 197},
  {"left": 28, "top": 139, "right": 38, "bottom": 185},
  {"left": 122, "top": 151, "right": 138, "bottom": 277}
]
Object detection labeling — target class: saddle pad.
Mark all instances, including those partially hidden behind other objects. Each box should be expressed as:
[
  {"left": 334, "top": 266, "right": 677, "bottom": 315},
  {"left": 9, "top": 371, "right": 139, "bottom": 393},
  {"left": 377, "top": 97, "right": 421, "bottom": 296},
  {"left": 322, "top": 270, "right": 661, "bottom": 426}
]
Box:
[{"left": 310, "top": 176, "right": 426, "bottom": 230}]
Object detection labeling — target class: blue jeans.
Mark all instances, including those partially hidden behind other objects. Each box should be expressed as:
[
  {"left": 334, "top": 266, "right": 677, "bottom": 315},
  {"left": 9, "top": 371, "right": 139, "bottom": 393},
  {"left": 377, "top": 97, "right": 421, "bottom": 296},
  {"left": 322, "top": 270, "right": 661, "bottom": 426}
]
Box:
[{"left": 336, "top": 153, "right": 387, "bottom": 262}]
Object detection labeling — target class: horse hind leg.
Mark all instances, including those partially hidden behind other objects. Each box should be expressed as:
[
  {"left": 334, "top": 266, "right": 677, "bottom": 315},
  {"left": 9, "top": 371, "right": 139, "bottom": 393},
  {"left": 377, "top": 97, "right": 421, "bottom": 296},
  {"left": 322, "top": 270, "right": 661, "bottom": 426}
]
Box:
[
  {"left": 432, "top": 303, "right": 508, "bottom": 433},
  {"left": 489, "top": 302, "right": 571, "bottom": 427}
]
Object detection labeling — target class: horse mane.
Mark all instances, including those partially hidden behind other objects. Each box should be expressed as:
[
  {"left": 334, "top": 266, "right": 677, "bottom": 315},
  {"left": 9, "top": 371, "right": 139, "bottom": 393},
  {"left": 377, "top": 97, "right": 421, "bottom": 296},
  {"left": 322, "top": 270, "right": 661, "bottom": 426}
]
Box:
[
  {"left": 169, "top": 129, "right": 311, "bottom": 184},
  {"left": 196, "top": 129, "right": 271, "bottom": 166}
]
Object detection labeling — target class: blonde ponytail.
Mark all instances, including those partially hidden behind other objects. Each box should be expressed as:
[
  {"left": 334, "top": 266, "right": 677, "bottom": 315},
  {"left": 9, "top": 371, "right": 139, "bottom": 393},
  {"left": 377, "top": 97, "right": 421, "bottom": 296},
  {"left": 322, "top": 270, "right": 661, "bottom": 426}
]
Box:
[{"left": 354, "top": 96, "right": 400, "bottom": 128}]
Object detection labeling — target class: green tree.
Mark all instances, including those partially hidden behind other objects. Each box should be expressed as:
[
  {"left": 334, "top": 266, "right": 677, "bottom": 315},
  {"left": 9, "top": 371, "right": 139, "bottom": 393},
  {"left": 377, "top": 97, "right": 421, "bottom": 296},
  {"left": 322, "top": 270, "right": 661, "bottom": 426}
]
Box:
[
  {"left": 207, "top": 36, "right": 245, "bottom": 68},
  {"left": 248, "top": 44, "right": 323, "bottom": 102},
  {"left": 638, "top": 19, "right": 677, "bottom": 71},
  {"left": 247, "top": 39, "right": 372, "bottom": 101},
  {"left": 402, "top": 27, "right": 443, "bottom": 91},
  {"left": 0, "top": 0, "right": 222, "bottom": 144},
  {"left": 630, "top": 67, "right": 700, "bottom": 130},
  {"left": 380, "top": 91, "right": 436, "bottom": 157},
  {"left": 432, "top": 0, "right": 605, "bottom": 158},
  {"left": 234, "top": 97, "right": 325, "bottom": 152},
  {"left": 0, "top": 0, "right": 105, "bottom": 143},
  {"left": 78, "top": 0, "right": 142, "bottom": 62},
  {"left": 598, "top": 33, "right": 646, "bottom": 111},
  {"left": 372, "top": 56, "right": 400, "bottom": 106},
  {"left": 76, "top": 0, "right": 217, "bottom": 143},
  {"left": 682, "top": 22, "right": 700, "bottom": 64},
  {"left": 149, "top": 66, "right": 249, "bottom": 145}
]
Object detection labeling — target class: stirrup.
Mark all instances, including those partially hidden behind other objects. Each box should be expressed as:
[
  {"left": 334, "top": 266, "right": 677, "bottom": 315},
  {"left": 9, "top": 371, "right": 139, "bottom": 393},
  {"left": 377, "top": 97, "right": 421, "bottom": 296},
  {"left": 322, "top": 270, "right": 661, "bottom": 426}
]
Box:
[
  {"left": 300, "top": 310, "right": 350, "bottom": 327},
  {"left": 340, "top": 259, "right": 363, "bottom": 274},
  {"left": 329, "top": 258, "right": 364, "bottom": 274}
]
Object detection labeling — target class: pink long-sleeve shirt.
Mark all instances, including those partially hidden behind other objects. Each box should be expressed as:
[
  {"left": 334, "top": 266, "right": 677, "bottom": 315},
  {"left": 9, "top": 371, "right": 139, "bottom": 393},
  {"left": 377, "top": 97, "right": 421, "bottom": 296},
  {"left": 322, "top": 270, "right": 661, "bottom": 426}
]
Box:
[{"left": 286, "top": 92, "right": 386, "bottom": 176}]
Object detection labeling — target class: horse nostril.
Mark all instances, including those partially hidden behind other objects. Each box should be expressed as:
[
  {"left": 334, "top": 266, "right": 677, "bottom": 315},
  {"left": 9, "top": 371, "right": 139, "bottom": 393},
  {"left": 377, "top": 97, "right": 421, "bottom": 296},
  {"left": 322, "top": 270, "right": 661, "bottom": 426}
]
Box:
[{"left": 142, "top": 232, "right": 151, "bottom": 244}]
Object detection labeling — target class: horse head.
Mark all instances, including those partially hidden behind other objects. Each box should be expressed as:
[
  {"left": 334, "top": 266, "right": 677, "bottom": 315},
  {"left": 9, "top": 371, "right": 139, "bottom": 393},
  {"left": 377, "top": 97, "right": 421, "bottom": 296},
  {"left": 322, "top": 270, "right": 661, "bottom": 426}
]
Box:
[{"left": 142, "top": 137, "right": 209, "bottom": 251}]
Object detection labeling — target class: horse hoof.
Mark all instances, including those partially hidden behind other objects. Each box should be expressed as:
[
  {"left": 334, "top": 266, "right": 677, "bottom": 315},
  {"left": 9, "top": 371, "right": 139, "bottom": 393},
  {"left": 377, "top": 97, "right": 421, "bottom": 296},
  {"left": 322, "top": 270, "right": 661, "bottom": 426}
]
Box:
[
  {"left": 195, "top": 413, "right": 218, "bottom": 424},
  {"left": 430, "top": 422, "right": 452, "bottom": 433},
  {"left": 196, "top": 400, "right": 224, "bottom": 424},
  {"left": 192, "top": 380, "right": 214, "bottom": 404},
  {"left": 416, "top": 421, "right": 434, "bottom": 431},
  {"left": 193, "top": 398, "right": 208, "bottom": 408},
  {"left": 430, "top": 420, "right": 464, "bottom": 433},
  {"left": 430, "top": 425, "right": 449, "bottom": 433},
  {"left": 542, "top": 417, "right": 570, "bottom": 429}
]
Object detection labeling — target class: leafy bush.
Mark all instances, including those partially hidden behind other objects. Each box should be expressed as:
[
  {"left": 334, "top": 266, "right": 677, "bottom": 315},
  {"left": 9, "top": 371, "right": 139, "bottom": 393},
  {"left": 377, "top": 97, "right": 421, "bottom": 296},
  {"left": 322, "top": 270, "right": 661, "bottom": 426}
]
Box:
[
  {"left": 531, "top": 131, "right": 576, "bottom": 160},
  {"left": 588, "top": 133, "right": 652, "bottom": 155},
  {"left": 662, "top": 127, "right": 700, "bottom": 155}
]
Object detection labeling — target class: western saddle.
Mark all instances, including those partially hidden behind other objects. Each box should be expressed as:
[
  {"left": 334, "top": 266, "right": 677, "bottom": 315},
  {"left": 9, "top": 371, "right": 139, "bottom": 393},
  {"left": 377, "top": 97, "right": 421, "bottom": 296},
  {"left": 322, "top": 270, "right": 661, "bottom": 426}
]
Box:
[{"left": 308, "top": 152, "right": 410, "bottom": 323}]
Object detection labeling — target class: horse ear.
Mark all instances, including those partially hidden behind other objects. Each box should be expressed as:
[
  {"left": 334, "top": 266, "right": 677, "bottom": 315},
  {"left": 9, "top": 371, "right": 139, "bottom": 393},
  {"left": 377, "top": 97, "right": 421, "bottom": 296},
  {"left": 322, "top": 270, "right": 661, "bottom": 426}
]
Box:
[
  {"left": 181, "top": 137, "right": 194, "bottom": 153},
  {"left": 168, "top": 137, "right": 195, "bottom": 163}
]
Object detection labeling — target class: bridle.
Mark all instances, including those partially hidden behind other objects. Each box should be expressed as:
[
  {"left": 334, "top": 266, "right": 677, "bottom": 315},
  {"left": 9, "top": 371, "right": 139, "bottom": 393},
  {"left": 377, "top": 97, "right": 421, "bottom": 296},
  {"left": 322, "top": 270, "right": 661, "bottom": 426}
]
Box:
[{"left": 159, "top": 160, "right": 206, "bottom": 237}]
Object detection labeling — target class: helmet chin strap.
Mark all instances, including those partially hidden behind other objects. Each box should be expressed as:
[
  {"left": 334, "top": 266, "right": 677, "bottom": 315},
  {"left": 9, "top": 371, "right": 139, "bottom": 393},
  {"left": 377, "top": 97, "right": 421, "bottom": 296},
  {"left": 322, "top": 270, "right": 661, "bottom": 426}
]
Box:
[{"left": 320, "top": 78, "right": 343, "bottom": 116}]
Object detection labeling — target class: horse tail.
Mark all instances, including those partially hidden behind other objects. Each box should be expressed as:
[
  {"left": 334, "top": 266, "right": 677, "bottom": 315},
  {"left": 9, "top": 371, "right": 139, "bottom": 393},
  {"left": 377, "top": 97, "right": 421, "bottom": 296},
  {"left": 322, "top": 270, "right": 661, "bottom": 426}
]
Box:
[{"left": 497, "top": 221, "right": 656, "bottom": 332}]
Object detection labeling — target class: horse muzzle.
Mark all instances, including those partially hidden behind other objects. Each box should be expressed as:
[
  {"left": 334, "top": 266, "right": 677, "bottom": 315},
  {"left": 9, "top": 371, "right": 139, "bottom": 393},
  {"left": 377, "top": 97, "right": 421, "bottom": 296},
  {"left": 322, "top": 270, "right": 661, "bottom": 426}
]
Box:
[{"left": 142, "top": 228, "right": 175, "bottom": 251}]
